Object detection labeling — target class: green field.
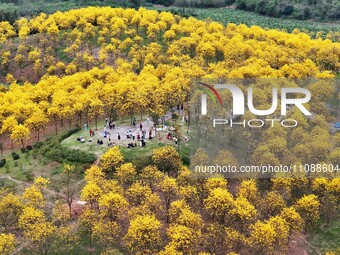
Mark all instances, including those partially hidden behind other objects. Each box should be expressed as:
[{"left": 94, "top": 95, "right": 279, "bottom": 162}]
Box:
[
  {"left": 156, "top": 7, "right": 340, "bottom": 36},
  {"left": 308, "top": 219, "right": 340, "bottom": 254}
]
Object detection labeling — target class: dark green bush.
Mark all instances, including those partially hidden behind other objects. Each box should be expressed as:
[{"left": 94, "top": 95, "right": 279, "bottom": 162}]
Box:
[
  {"left": 0, "top": 159, "right": 6, "bottom": 167},
  {"left": 303, "top": 6, "right": 312, "bottom": 19},
  {"left": 281, "top": 4, "right": 294, "bottom": 15},
  {"left": 147, "top": 0, "right": 175, "bottom": 7},
  {"left": 71, "top": 150, "right": 97, "bottom": 163},
  {"left": 59, "top": 127, "right": 82, "bottom": 141},
  {"left": 11, "top": 152, "right": 19, "bottom": 160},
  {"left": 236, "top": 0, "right": 256, "bottom": 10},
  {"left": 256, "top": 0, "right": 278, "bottom": 16},
  {"left": 26, "top": 145, "right": 33, "bottom": 151},
  {"left": 179, "top": 146, "right": 190, "bottom": 165},
  {"left": 24, "top": 171, "right": 34, "bottom": 182},
  {"left": 21, "top": 147, "right": 27, "bottom": 154},
  {"left": 292, "top": 8, "right": 305, "bottom": 20},
  {"left": 33, "top": 141, "right": 43, "bottom": 149},
  {"left": 181, "top": 154, "right": 190, "bottom": 165},
  {"left": 45, "top": 145, "right": 96, "bottom": 164},
  {"left": 234, "top": 0, "right": 338, "bottom": 20},
  {"left": 172, "top": 112, "right": 179, "bottom": 120},
  {"left": 132, "top": 155, "right": 152, "bottom": 171},
  {"left": 0, "top": 4, "right": 19, "bottom": 23}
]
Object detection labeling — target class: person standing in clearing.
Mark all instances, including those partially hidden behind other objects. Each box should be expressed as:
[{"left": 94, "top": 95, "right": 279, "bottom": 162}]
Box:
[{"left": 117, "top": 132, "right": 121, "bottom": 141}]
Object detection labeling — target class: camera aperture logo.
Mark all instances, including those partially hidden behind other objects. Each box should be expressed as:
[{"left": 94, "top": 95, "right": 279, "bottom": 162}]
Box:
[{"left": 198, "top": 82, "right": 312, "bottom": 128}]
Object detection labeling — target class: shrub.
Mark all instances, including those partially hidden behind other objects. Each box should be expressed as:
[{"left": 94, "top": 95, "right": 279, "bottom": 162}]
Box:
[
  {"left": 181, "top": 154, "right": 190, "bottom": 165},
  {"left": 0, "top": 159, "right": 6, "bottom": 167},
  {"left": 303, "top": 6, "right": 312, "bottom": 19},
  {"left": 66, "top": 149, "right": 97, "bottom": 163},
  {"left": 281, "top": 4, "right": 294, "bottom": 15},
  {"left": 26, "top": 145, "right": 33, "bottom": 151},
  {"left": 147, "top": 0, "right": 175, "bottom": 7},
  {"left": 132, "top": 155, "right": 152, "bottom": 171},
  {"left": 59, "top": 127, "right": 82, "bottom": 141},
  {"left": 33, "top": 141, "right": 43, "bottom": 149},
  {"left": 236, "top": 0, "right": 257, "bottom": 10},
  {"left": 0, "top": 4, "right": 20, "bottom": 23},
  {"left": 328, "top": 5, "right": 340, "bottom": 19},
  {"left": 20, "top": 148, "right": 27, "bottom": 154},
  {"left": 236, "top": 0, "right": 247, "bottom": 10},
  {"left": 292, "top": 8, "right": 305, "bottom": 20},
  {"left": 256, "top": 0, "right": 278, "bottom": 16},
  {"left": 44, "top": 145, "right": 96, "bottom": 164},
  {"left": 24, "top": 171, "right": 34, "bottom": 182},
  {"left": 11, "top": 152, "right": 19, "bottom": 160},
  {"left": 172, "top": 113, "right": 179, "bottom": 120}
]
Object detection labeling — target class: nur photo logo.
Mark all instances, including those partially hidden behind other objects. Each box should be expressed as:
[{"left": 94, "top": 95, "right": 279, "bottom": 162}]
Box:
[{"left": 198, "top": 80, "right": 312, "bottom": 128}]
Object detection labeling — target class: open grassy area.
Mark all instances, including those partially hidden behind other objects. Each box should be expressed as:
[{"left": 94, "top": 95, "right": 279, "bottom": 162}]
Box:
[
  {"left": 0, "top": 148, "right": 62, "bottom": 181},
  {"left": 0, "top": 113, "right": 175, "bottom": 188},
  {"left": 0, "top": 127, "right": 99, "bottom": 193},
  {"left": 308, "top": 219, "right": 340, "bottom": 254},
  {"left": 61, "top": 128, "right": 109, "bottom": 158},
  {"left": 61, "top": 123, "right": 188, "bottom": 168}
]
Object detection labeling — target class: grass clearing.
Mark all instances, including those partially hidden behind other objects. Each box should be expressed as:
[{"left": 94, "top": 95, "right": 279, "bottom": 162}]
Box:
[
  {"left": 308, "top": 219, "right": 340, "bottom": 254},
  {"left": 0, "top": 150, "right": 61, "bottom": 182},
  {"left": 61, "top": 128, "right": 109, "bottom": 158}
]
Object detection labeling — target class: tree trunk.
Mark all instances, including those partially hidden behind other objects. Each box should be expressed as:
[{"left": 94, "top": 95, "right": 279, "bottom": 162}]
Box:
[
  {"left": 68, "top": 201, "right": 72, "bottom": 219},
  {"left": 79, "top": 114, "right": 82, "bottom": 127},
  {"left": 165, "top": 197, "right": 170, "bottom": 223},
  {"left": 55, "top": 120, "right": 58, "bottom": 135},
  {"left": 85, "top": 110, "right": 89, "bottom": 126},
  {"left": 187, "top": 115, "right": 190, "bottom": 135}
]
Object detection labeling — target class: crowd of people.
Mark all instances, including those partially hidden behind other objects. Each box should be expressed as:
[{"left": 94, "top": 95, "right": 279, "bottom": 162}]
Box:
[{"left": 75, "top": 115, "right": 188, "bottom": 149}]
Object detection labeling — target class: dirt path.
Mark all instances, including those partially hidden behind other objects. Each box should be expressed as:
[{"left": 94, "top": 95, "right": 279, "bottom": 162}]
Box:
[
  {"left": 0, "top": 175, "right": 67, "bottom": 199},
  {"left": 0, "top": 175, "right": 22, "bottom": 184}
]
